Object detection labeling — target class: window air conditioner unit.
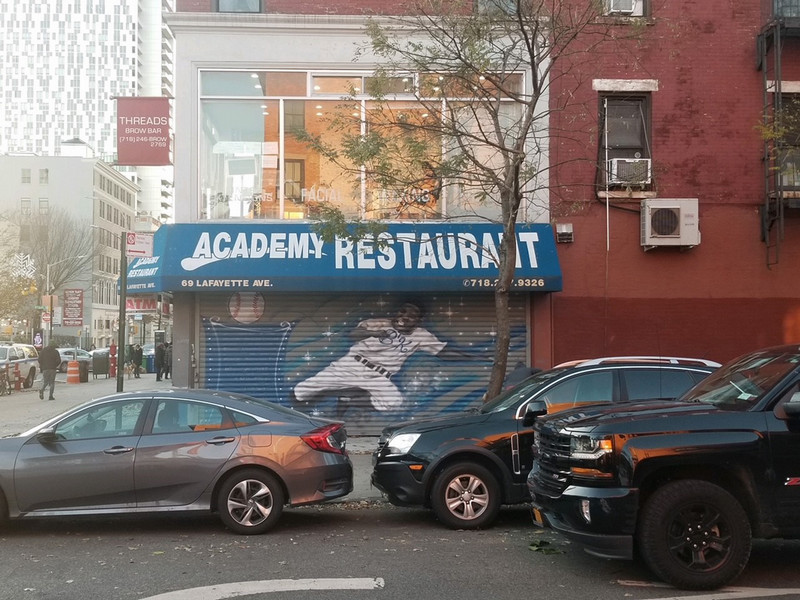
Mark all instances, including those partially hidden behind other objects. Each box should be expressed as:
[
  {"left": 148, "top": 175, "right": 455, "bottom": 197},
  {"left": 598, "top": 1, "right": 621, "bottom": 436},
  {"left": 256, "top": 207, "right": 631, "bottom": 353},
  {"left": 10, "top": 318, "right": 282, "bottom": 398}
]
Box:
[
  {"left": 607, "top": 158, "right": 652, "bottom": 185},
  {"left": 640, "top": 198, "right": 701, "bottom": 248},
  {"left": 607, "top": 0, "right": 644, "bottom": 16}
]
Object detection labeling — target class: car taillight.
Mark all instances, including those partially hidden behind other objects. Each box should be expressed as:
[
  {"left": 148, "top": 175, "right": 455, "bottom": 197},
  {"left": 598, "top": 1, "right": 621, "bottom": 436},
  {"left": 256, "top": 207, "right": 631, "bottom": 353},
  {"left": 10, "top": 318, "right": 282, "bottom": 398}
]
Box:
[{"left": 301, "top": 423, "right": 346, "bottom": 455}]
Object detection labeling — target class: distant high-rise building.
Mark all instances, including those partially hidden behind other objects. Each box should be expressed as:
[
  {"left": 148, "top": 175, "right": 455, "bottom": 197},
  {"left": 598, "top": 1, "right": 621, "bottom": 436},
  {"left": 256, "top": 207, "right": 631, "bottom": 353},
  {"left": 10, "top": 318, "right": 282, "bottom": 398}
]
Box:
[{"left": 0, "top": 0, "right": 174, "bottom": 222}]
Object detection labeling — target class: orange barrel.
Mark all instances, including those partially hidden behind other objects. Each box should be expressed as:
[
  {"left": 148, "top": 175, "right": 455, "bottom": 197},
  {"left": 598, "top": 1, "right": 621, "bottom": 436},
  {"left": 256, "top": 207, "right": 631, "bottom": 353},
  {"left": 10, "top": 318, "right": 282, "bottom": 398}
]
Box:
[
  {"left": 13, "top": 363, "right": 21, "bottom": 391},
  {"left": 67, "top": 360, "right": 81, "bottom": 384}
]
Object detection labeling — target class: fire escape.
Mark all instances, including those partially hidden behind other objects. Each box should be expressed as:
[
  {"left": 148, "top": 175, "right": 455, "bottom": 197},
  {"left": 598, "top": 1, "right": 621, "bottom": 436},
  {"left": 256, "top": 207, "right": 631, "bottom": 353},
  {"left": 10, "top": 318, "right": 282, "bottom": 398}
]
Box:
[{"left": 757, "top": 0, "right": 800, "bottom": 266}]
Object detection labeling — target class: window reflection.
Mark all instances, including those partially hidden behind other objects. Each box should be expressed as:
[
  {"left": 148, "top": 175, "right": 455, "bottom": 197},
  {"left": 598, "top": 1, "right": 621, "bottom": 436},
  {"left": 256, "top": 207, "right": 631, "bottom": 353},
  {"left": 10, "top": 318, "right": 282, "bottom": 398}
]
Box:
[{"left": 199, "top": 69, "right": 519, "bottom": 222}]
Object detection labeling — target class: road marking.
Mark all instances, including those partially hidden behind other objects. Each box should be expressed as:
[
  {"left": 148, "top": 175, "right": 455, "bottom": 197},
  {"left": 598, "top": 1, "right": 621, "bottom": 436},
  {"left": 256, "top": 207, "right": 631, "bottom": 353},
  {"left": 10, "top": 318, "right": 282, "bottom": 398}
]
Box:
[
  {"left": 140, "top": 578, "right": 385, "bottom": 600},
  {"left": 618, "top": 581, "right": 800, "bottom": 599}
]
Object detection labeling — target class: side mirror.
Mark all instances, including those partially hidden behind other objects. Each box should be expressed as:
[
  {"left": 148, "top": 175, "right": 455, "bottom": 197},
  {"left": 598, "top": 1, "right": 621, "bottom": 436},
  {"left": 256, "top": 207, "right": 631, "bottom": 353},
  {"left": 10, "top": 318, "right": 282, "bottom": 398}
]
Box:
[
  {"left": 784, "top": 392, "right": 800, "bottom": 418},
  {"left": 36, "top": 427, "right": 59, "bottom": 444},
  {"left": 522, "top": 400, "right": 547, "bottom": 427}
]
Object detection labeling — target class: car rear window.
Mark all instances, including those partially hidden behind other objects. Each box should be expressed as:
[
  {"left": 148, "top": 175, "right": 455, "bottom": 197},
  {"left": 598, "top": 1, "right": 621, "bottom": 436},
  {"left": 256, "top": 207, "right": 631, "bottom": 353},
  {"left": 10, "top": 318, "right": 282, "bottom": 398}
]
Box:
[{"left": 623, "top": 368, "right": 701, "bottom": 401}]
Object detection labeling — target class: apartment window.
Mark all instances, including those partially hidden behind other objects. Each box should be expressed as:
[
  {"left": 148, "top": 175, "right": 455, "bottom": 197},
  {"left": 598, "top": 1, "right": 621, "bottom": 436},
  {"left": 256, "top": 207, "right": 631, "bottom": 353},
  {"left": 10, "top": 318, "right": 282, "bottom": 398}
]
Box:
[
  {"left": 605, "top": 0, "right": 645, "bottom": 17},
  {"left": 21, "top": 198, "right": 31, "bottom": 215},
  {"left": 21, "top": 169, "right": 31, "bottom": 184},
  {"left": 38, "top": 198, "right": 49, "bottom": 214},
  {"left": 776, "top": 94, "right": 800, "bottom": 189},
  {"left": 217, "top": 0, "right": 261, "bottom": 12},
  {"left": 476, "top": 0, "right": 517, "bottom": 14},
  {"left": 600, "top": 95, "right": 652, "bottom": 187},
  {"left": 39, "top": 169, "right": 49, "bottom": 184},
  {"left": 775, "top": 0, "right": 800, "bottom": 18}
]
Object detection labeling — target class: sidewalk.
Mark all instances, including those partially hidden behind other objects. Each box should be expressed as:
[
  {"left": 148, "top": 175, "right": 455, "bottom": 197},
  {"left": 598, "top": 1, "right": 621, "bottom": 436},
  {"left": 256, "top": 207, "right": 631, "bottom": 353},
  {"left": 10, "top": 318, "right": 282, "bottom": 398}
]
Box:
[{"left": 0, "top": 372, "right": 383, "bottom": 502}]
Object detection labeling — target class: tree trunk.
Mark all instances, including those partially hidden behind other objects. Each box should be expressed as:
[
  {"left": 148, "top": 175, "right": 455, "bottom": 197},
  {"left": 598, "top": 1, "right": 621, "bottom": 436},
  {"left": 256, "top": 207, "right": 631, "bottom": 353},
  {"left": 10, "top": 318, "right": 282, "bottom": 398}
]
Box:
[{"left": 485, "top": 189, "right": 519, "bottom": 401}]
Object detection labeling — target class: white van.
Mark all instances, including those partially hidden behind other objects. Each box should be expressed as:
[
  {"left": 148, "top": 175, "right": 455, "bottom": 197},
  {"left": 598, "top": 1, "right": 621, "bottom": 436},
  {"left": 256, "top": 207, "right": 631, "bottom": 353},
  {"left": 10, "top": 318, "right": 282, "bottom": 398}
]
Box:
[{"left": 0, "top": 344, "right": 40, "bottom": 388}]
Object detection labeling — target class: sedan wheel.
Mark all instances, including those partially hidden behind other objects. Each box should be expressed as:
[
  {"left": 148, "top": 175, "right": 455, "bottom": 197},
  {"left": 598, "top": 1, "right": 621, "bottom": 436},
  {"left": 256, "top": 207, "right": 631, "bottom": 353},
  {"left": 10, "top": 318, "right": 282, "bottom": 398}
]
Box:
[
  {"left": 431, "top": 462, "right": 500, "bottom": 529},
  {"left": 217, "top": 469, "right": 284, "bottom": 535}
]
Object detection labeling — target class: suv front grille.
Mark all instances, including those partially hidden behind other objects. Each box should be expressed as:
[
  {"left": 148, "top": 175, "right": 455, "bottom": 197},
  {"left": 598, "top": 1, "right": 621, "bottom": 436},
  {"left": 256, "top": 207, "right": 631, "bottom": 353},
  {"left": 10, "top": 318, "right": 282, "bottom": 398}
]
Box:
[{"left": 532, "top": 425, "right": 571, "bottom": 496}]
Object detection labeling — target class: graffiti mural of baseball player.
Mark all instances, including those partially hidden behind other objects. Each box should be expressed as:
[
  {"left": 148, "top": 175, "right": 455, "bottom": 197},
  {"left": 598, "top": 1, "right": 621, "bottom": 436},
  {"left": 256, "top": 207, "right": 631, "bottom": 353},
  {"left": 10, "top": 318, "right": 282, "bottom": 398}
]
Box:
[{"left": 293, "top": 302, "right": 477, "bottom": 412}]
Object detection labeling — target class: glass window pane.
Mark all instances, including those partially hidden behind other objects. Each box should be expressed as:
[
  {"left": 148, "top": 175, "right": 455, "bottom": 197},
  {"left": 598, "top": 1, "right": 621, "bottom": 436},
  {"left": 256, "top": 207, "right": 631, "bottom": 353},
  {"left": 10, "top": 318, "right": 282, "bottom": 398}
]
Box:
[
  {"left": 202, "top": 71, "right": 307, "bottom": 97},
  {"left": 218, "top": 0, "right": 261, "bottom": 13},
  {"left": 312, "top": 76, "right": 363, "bottom": 95},
  {"left": 363, "top": 100, "right": 443, "bottom": 220},
  {"left": 202, "top": 71, "right": 267, "bottom": 97},
  {"left": 285, "top": 100, "right": 362, "bottom": 219},
  {"left": 365, "top": 75, "right": 414, "bottom": 95},
  {"left": 200, "top": 100, "right": 267, "bottom": 219},
  {"left": 606, "top": 100, "right": 645, "bottom": 149},
  {"left": 153, "top": 400, "right": 231, "bottom": 433},
  {"left": 57, "top": 401, "right": 146, "bottom": 439},
  {"left": 266, "top": 72, "right": 307, "bottom": 96}
]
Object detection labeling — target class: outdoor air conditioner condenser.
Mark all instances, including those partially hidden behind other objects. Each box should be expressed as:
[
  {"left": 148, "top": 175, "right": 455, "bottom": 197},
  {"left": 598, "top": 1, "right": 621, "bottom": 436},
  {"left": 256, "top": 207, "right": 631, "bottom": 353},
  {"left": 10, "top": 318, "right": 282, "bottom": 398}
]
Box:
[{"left": 640, "top": 198, "right": 701, "bottom": 249}]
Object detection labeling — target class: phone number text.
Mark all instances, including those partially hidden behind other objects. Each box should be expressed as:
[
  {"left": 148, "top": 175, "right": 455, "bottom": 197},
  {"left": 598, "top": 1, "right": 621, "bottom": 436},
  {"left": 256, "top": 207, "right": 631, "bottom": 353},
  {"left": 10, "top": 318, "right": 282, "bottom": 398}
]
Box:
[{"left": 462, "top": 278, "right": 547, "bottom": 288}]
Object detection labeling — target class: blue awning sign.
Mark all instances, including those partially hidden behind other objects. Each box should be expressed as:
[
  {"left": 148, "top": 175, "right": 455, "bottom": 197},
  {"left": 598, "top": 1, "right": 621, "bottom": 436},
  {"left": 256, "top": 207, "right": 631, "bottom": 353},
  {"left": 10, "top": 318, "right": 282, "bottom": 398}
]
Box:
[{"left": 126, "top": 222, "right": 562, "bottom": 293}]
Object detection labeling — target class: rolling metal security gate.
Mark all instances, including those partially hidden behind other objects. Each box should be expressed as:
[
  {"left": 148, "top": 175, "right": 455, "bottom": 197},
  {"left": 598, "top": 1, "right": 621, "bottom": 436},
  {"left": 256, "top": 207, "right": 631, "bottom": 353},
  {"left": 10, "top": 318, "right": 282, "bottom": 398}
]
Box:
[{"left": 198, "top": 292, "right": 528, "bottom": 434}]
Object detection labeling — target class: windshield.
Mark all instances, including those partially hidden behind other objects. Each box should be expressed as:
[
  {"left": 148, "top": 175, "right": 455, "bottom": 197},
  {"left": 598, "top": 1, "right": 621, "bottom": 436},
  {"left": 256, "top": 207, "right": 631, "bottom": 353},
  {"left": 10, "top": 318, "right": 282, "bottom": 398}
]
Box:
[
  {"left": 480, "top": 367, "right": 571, "bottom": 413},
  {"left": 680, "top": 348, "right": 800, "bottom": 409}
]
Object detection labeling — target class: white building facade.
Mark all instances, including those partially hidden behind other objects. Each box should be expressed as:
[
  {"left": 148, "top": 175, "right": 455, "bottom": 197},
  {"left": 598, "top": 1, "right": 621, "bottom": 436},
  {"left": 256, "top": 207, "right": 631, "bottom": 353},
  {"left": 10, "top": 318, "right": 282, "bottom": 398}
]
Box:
[
  {"left": 0, "top": 153, "right": 136, "bottom": 349},
  {"left": 0, "top": 0, "right": 175, "bottom": 221}
]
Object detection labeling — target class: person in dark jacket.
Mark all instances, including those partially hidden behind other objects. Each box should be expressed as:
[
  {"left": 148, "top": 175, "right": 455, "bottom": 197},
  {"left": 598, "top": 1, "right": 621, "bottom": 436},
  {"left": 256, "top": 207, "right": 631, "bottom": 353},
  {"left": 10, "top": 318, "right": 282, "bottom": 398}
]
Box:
[
  {"left": 132, "top": 344, "right": 143, "bottom": 378},
  {"left": 163, "top": 342, "right": 172, "bottom": 380},
  {"left": 155, "top": 342, "right": 165, "bottom": 381},
  {"left": 38, "top": 341, "right": 60, "bottom": 400}
]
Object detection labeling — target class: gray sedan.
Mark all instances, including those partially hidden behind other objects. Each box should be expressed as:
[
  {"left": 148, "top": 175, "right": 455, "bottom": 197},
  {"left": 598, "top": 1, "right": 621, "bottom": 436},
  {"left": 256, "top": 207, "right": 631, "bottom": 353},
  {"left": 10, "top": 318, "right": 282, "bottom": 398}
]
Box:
[{"left": 0, "top": 389, "right": 353, "bottom": 534}]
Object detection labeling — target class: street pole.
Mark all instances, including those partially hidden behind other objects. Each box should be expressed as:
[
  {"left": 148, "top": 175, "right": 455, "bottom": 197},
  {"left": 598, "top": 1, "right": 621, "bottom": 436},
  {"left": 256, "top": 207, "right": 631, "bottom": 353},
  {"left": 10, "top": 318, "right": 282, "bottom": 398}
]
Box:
[
  {"left": 117, "top": 231, "right": 127, "bottom": 393},
  {"left": 46, "top": 263, "right": 52, "bottom": 346}
]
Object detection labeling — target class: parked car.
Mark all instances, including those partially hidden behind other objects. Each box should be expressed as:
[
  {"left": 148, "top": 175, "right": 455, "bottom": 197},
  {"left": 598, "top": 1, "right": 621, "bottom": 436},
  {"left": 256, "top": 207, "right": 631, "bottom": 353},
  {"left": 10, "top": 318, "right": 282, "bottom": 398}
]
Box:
[
  {"left": 0, "top": 389, "right": 352, "bottom": 534},
  {"left": 56, "top": 348, "right": 92, "bottom": 373},
  {"left": 528, "top": 344, "right": 800, "bottom": 590},
  {"left": 371, "top": 356, "right": 719, "bottom": 530},
  {"left": 0, "top": 344, "right": 39, "bottom": 388}
]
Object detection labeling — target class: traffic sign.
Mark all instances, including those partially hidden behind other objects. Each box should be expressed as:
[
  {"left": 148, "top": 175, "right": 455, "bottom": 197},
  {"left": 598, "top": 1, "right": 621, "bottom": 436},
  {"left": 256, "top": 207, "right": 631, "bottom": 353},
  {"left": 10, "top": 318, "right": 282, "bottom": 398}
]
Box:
[{"left": 126, "top": 232, "right": 154, "bottom": 258}]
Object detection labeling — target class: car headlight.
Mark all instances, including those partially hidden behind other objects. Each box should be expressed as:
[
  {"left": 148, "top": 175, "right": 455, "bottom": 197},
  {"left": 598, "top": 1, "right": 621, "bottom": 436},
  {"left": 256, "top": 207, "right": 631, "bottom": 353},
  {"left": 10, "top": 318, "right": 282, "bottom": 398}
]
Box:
[
  {"left": 570, "top": 434, "right": 613, "bottom": 460},
  {"left": 386, "top": 433, "right": 421, "bottom": 455}
]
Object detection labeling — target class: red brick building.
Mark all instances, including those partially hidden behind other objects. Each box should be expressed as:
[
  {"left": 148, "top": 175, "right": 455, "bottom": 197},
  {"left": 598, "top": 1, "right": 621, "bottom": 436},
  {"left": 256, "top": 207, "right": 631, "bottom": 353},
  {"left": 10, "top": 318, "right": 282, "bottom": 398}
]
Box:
[
  {"left": 548, "top": 0, "right": 800, "bottom": 364},
  {"left": 168, "top": 0, "right": 800, "bottom": 374}
]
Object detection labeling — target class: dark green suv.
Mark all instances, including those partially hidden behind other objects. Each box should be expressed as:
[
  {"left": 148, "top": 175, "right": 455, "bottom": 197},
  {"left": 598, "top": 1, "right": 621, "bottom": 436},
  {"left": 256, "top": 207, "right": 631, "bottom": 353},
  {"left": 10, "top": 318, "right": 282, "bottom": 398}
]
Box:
[{"left": 372, "top": 356, "right": 718, "bottom": 530}]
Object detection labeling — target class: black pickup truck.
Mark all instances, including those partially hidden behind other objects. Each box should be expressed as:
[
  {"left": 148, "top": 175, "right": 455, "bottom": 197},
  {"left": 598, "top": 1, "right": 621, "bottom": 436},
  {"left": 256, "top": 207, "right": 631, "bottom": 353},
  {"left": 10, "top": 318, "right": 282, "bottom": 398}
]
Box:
[{"left": 528, "top": 344, "right": 800, "bottom": 590}]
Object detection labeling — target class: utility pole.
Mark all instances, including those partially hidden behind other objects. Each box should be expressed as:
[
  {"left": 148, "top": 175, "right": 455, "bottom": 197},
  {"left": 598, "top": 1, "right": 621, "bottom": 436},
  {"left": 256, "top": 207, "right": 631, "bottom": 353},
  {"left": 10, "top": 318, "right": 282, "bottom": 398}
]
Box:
[{"left": 116, "top": 231, "right": 127, "bottom": 393}]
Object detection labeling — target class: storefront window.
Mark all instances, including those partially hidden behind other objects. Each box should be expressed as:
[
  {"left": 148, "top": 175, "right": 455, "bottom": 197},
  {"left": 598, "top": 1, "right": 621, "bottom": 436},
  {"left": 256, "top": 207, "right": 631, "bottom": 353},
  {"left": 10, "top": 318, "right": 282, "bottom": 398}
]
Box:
[{"left": 199, "top": 69, "right": 520, "bottom": 222}]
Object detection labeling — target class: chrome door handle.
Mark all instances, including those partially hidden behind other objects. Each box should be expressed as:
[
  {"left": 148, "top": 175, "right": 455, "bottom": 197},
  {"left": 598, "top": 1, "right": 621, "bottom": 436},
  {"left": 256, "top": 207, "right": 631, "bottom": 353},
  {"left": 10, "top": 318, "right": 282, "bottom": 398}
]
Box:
[
  {"left": 206, "top": 437, "right": 236, "bottom": 445},
  {"left": 104, "top": 446, "right": 134, "bottom": 454}
]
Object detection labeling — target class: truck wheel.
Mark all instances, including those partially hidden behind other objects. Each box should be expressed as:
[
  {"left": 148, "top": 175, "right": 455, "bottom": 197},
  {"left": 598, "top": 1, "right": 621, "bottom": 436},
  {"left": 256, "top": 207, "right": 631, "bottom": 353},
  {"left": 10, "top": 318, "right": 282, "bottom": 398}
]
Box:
[
  {"left": 24, "top": 369, "right": 35, "bottom": 388},
  {"left": 217, "top": 469, "right": 284, "bottom": 535},
  {"left": 430, "top": 462, "right": 501, "bottom": 529},
  {"left": 638, "top": 479, "right": 751, "bottom": 590}
]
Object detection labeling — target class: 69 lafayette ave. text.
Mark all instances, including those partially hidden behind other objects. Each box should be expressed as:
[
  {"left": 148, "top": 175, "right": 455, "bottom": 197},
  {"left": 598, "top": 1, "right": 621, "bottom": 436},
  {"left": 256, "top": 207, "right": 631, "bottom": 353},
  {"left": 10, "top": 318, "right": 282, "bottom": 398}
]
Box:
[{"left": 180, "top": 278, "right": 273, "bottom": 288}]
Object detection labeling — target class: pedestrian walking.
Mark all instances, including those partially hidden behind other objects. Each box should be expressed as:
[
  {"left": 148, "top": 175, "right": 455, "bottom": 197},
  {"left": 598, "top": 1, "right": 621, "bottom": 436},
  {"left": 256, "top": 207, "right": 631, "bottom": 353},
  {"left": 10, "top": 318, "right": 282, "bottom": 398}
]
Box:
[
  {"left": 163, "top": 342, "right": 172, "bottom": 380},
  {"left": 155, "top": 342, "right": 165, "bottom": 381},
  {"left": 38, "top": 341, "right": 60, "bottom": 401},
  {"left": 132, "top": 344, "right": 143, "bottom": 378}
]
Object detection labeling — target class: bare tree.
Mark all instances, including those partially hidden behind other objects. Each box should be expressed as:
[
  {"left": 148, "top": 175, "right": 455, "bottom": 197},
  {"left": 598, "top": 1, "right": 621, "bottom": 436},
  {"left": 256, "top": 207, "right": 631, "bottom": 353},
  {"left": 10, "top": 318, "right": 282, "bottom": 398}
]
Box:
[
  {"left": 0, "top": 207, "right": 95, "bottom": 328},
  {"left": 299, "top": 0, "right": 629, "bottom": 399}
]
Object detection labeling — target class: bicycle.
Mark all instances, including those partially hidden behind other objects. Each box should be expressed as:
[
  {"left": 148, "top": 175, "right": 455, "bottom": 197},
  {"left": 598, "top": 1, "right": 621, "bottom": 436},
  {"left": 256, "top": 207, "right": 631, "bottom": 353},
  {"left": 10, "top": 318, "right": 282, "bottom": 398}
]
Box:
[{"left": 0, "top": 369, "right": 12, "bottom": 396}]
